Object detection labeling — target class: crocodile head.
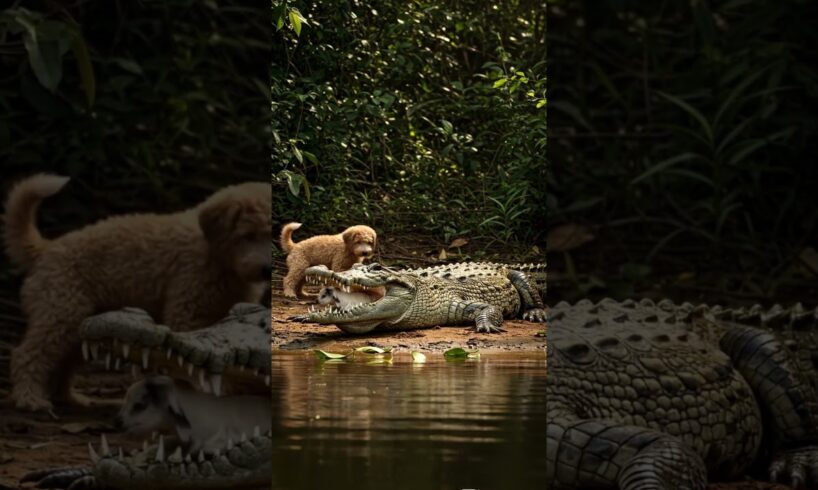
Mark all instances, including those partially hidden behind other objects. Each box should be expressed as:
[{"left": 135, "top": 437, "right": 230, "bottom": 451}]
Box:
[
  {"left": 73, "top": 303, "right": 272, "bottom": 488},
  {"left": 302, "top": 263, "right": 416, "bottom": 334}
]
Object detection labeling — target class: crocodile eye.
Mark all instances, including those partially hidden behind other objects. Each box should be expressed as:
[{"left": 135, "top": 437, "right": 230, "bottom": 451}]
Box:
[
  {"left": 132, "top": 401, "right": 147, "bottom": 413},
  {"left": 368, "top": 263, "right": 383, "bottom": 271}
]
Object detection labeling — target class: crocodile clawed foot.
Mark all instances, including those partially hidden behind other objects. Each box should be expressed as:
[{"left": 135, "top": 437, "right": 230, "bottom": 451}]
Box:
[
  {"left": 769, "top": 446, "right": 818, "bottom": 488},
  {"left": 523, "top": 308, "right": 547, "bottom": 322},
  {"left": 21, "top": 466, "right": 97, "bottom": 489},
  {"left": 475, "top": 323, "right": 506, "bottom": 333}
]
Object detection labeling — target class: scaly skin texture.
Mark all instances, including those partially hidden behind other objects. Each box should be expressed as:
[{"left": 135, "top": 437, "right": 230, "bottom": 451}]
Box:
[
  {"left": 22, "top": 303, "right": 272, "bottom": 489},
  {"left": 290, "top": 262, "right": 546, "bottom": 334},
  {"left": 547, "top": 299, "right": 818, "bottom": 489}
]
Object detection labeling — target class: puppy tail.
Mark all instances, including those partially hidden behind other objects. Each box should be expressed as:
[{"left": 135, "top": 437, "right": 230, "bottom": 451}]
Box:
[
  {"left": 3, "top": 173, "right": 70, "bottom": 270},
  {"left": 280, "top": 222, "right": 302, "bottom": 254}
]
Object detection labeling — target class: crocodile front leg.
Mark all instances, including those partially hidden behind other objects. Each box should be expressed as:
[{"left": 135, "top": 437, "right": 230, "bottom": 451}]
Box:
[
  {"left": 450, "top": 301, "right": 506, "bottom": 333},
  {"left": 548, "top": 418, "right": 707, "bottom": 489}
]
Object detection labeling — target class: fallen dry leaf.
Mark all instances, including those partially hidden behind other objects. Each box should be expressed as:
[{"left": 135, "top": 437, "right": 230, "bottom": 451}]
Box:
[
  {"left": 547, "top": 224, "right": 595, "bottom": 252},
  {"left": 438, "top": 248, "right": 448, "bottom": 260},
  {"left": 448, "top": 237, "right": 469, "bottom": 248}
]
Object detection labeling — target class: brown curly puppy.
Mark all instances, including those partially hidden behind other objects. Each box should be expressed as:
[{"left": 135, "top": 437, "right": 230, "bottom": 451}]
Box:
[
  {"left": 280, "top": 222, "right": 376, "bottom": 298},
  {"left": 3, "top": 174, "right": 272, "bottom": 412}
]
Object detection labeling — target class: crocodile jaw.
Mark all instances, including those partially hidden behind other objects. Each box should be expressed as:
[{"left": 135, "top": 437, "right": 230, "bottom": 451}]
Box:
[
  {"left": 89, "top": 431, "right": 271, "bottom": 489},
  {"left": 307, "top": 288, "right": 413, "bottom": 333}
]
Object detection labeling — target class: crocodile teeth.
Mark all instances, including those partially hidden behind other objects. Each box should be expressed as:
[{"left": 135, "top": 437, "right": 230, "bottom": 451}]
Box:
[
  {"left": 105, "top": 353, "right": 111, "bottom": 371},
  {"left": 227, "top": 438, "right": 234, "bottom": 450},
  {"left": 141, "top": 348, "right": 150, "bottom": 369},
  {"left": 239, "top": 364, "right": 245, "bottom": 372},
  {"left": 185, "top": 454, "right": 192, "bottom": 463},
  {"left": 265, "top": 375, "right": 271, "bottom": 386},
  {"left": 166, "top": 348, "right": 173, "bottom": 360},
  {"left": 143, "top": 440, "right": 149, "bottom": 452},
  {"left": 131, "top": 365, "right": 139, "bottom": 379},
  {"left": 178, "top": 354, "right": 184, "bottom": 367},
  {"left": 187, "top": 363, "right": 194, "bottom": 376},
  {"left": 118, "top": 447, "right": 124, "bottom": 460},
  {"left": 90, "top": 343, "right": 100, "bottom": 360},
  {"left": 114, "top": 357, "right": 121, "bottom": 371},
  {"left": 152, "top": 431, "right": 158, "bottom": 441},
  {"left": 82, "top": 341, "right": 89, "bottom": 361},
  {"left": 155, "top": 435, "right": 165, "bottom": 462},
  {"left": 88, "top": 442, "right": 100, "bottom": 463},
  {"left": 198, "top": 450, "right": 205, "bottom": 463},
  {"left": 240, "top": 432, "right": 247, "bottom": 442},
  {"left": 101, "top": 434, "right": 110, "bottom": 456},
  {"left": 253, "top": 426, "right": 260, "bottom": 438},
  {"left": 199, "top": 369, "right": 206, "bottom": 390},
  {"left": 211, "top": 374, "right": 222, "bottom": 397},
  {"left": 122, "top": 343, "right": 130, "bottom": 358}
]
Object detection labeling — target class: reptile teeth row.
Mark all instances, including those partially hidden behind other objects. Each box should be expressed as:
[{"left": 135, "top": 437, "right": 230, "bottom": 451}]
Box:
[
  {"left": 88, "top": 429, "right": 271, "bottom": 469},
  {"left": 80, "top": 340, "right": 271, "bottom": 394}
]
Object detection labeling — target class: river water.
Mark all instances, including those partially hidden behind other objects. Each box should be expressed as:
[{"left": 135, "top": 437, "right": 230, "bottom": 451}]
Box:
[{"left": 271, "top": 350, "right": 547, "bottom": 490}]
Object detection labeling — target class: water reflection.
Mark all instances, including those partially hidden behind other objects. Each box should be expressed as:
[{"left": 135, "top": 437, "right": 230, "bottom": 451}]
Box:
[{"left": 271, "top": 351, "right": 547, "bottom": 490}]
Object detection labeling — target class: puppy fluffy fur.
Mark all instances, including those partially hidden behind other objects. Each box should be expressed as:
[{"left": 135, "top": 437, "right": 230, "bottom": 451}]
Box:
[
  {"left": 3, "top": 174, "right": 272, "bottom": 411},
  {"left": 280, "top": 222, "right": 376, "bottom": 298}
]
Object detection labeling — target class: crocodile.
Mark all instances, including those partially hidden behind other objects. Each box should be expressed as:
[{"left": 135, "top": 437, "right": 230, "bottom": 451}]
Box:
[
  {"left": 21, "top": 303, "right": 272, "bottom": 489},
  {"left": 289, "top": 261, "right": 547, "bottom": 334},
  {"left": 547, "top": 298, "right": 818, "bottom": 489}
]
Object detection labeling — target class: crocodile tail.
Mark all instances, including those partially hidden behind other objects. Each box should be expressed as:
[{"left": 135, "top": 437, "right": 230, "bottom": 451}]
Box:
[
  {"left": 3, "top": 173, "right": 70, "bottom": 271},
  {"left": 280, "top": 222, "right": 303, "bottom": 254}
]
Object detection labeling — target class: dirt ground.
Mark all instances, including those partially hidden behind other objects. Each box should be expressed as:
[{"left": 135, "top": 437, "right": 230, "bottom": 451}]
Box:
[{"left": 271, "top": 292, "right": 548, "bottom": 353}]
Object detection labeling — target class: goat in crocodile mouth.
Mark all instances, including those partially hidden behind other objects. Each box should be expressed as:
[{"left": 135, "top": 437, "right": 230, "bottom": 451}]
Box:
[
  {"left": 115, "top": 376, "right": 271, "bottom": 455},
  {"left": 317, "top": 286, "right": 376, "bottom": 309}
]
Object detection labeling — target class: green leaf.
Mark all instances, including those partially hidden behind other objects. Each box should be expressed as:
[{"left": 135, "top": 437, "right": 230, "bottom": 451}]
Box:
[
  {"left": 313, "top": 350, "right": 349, "bottom": 360},
  {"left": 441, "top": 119, "right": 453, "bottom": 134},
  {"left": 411, "top": 351, "right": 427, "bottom": 363},
  {"left": 289, "top": 10, "right": 302, "bottom": 36},
  {"left": 631, "top": 152, "right": 700, "bottom": 185},
  {"left": 70, "top": 30, "right": 95, "bottom": 107},
  {"left": 535, "top": 99, "right": 546, "bottom": 109},
  {"left": 443, "top": 347, "right": 480, "bottom": 359},
  {"left": 301, "top": 150, "right": 319, "bottom": 164},
  {"left": 492, "top": 78, "right": 507, "bottom": 88},
  {"left": 657, "top": 91, "right": 713, "bottom": 144},
  {"left": 272, "top": 2, "right": 287, "bottom": 31},
  {"left": 354, "top": 346, "right": 391, "bottom": 354},
  {"left": 292, "top": 145, "right": 303, "bottom": 163}
]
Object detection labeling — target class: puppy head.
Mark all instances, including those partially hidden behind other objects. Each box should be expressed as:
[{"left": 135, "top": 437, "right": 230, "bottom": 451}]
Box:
[
  {"left": 198, "top": 182, "right": 272, "bottom": 282},
  {"left": 317, "top": 287, "right": 339, "bottom": 305},
  {"left": 341, "top": 225, "right": 377, "bottom": 260},
  {"left": 115, "top": 376, "right": 189, "bottom": 435}
]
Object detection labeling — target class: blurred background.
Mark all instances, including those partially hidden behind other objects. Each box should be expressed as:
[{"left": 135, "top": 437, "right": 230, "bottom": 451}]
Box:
[{"left": 547, "top": 0, "right": 818, "bottom": 304}]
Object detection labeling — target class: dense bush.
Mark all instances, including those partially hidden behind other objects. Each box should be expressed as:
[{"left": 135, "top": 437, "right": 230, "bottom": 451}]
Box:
[
  {"left": 272, "top": 0, "right": 547, "bottom": 246},
  {"left": 548, "top": 0, "right": 818, "bottom": 297},
  {"left": 0, "top": 1, "right": 269, "bottom": 214}
]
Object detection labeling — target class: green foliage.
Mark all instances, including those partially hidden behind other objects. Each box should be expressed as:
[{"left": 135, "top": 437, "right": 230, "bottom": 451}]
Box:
[
  {"left": 272, "top": 0, "right": 546, "bottom": 245},
  {"left": 1, "top": 1, "right": 268, "bottom": 209},
  {"left": 548, "top": 0, "right": 818, "bottom": 294}
]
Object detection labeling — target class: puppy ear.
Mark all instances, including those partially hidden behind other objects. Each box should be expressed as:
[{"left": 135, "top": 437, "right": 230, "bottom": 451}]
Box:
[
  {"left": 342, "top": 229, "right": 356, "bottom": 247},
  {"left": 199, "top": 199, "right": 242, "bottom": 243}
]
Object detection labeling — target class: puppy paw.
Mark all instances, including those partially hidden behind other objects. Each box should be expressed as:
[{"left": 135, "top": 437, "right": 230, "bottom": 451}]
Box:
[{"left": 12, "top": 390, "right": 54, "bottom": 412}]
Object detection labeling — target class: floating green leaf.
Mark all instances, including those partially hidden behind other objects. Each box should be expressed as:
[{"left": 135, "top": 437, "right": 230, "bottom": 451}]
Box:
[
  {"left": 443, "top": 348, "right": 480, "bottom": 359},
  {"left": 411, "top": 351, "right": 427, "bottom": 363},
  {"left": 354, "top": 346, "right": 391, "bottom": 354},
  {"left": 313, "top": 350, "right": 349, "bottom": 360}
]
